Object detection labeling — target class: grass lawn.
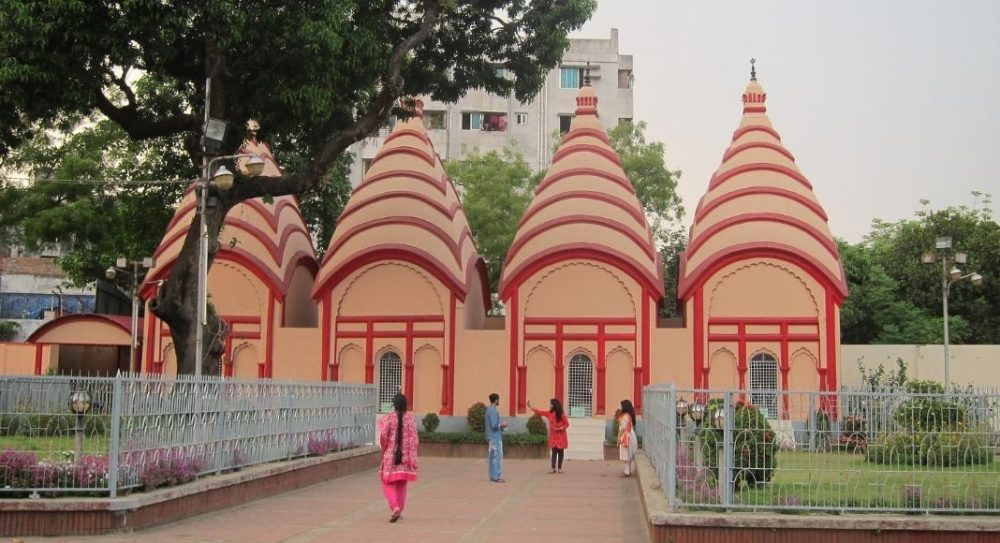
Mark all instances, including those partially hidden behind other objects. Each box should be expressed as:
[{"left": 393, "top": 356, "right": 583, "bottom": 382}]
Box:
[
  {"left": 740, "top": 450, "right": 1000, "bottom": 510},
  {"left": 0, "top": 435, "right": 109, "bottom": 462},
  {"left": 679, "top": 450, "right": 1000, "bottom": 511}
]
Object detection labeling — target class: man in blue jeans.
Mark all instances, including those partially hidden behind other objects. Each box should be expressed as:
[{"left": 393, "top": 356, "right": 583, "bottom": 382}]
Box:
[{"left": 485, "top": 392, "right": 509, "bottom": 482}]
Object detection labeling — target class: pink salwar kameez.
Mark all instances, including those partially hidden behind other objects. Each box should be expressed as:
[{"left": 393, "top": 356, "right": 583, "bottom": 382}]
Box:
[{"left": 377, "top": 411, "right": 419, "bottom": 519}]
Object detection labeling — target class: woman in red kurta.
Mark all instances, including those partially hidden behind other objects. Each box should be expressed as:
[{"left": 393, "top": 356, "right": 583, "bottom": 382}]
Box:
[
  {"left": 528, "top": 398, "right": 570, "bottom": 473},
  {"left": 377, "top": 393, "right": 419, "bottom": 522}
]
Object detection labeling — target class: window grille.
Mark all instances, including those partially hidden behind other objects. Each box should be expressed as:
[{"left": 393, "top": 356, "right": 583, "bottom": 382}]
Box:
[
  {"left": 749, "top": 353, "right": 779, "bottom": 418},
  {"left": 567, "top": 354, "right": 593, "bottom": 417},
  {"left": 378, "top": 352, "right": 402, "bottom": 413}
]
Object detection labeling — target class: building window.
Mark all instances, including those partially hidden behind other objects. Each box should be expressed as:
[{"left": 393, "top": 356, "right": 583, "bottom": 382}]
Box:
[
  {"left": 495, "top": 66, "right": 506, "bottom": 77},
  {"left": 362, "top": 158, "right": 374, "bottom": 175},
  {"left": 461, "top": 112, "right": 482, "bottom": 130},
  {"left": 424, "top": 110, "right": 446, "bottom": 130},
  {"left": 482, "top": 113, "right": 507, "bottom": 132},
  {"left": 378, "top": 352, "right": 402, "bottom": 413},
  {"left": 567, "top": 354, "right": 593, "bottom": 417},
  {"left": 515, "top": 112, "right": 528, "bottom": 125},
  {"left": 618, "top": 69, "right": 633, "bottom": 89},
  {"left": 749, "top": 352, "right": 779, "bottom": 418},
  {"left": 558, "top": 114, "right": 574, "bottom": 134},
  {"left": 560, "top": 67, "right": 582, "bottom": 89},
  {"left": 618, "top": 117, "right": 633, "bottom": 126}
]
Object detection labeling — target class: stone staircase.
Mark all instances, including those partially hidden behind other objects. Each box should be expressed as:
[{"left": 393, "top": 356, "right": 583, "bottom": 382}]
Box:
[{"left": 566, "top": 416, "right": 608, "bottom": 460}]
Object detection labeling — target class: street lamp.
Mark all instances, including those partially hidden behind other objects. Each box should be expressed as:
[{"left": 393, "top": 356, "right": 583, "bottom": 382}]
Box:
[
  {"left": 921, "top": 236, "right": 984, "bottom": 390},
  {"left": 106, "top": 257, "right": 155, "bottom": 373},
  {"left": 68, "top": 390, "right": 92, "bottom": 463}
]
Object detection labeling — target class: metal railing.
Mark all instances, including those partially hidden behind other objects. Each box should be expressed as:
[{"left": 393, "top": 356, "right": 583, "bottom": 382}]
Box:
[
  {"left": 0, "top": 374, "right": 376, "bottom": 497},
  {"left": 643, "top": 384, "right": 1000, "bottom": 513}
]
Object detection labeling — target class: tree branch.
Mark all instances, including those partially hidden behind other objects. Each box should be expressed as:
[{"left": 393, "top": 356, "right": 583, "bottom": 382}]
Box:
[
  {"left": 232, "top": 0, "right": 443, "bottom": 202},
  {"left": 94, "top": 91, "right": 200, "bottom": 140}
]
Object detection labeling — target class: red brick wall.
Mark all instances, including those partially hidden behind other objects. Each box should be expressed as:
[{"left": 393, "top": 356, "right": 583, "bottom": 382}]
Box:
[{"left": 650, "top": 525, "right": 996, "bottom": 543}]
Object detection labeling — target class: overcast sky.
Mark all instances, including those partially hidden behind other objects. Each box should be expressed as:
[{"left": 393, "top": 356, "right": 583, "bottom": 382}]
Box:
[{"left": 572, "top": 0, "right": 1000, "bottom": 242}]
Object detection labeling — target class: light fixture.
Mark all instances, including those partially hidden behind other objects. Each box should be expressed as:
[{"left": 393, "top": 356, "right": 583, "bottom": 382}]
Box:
[
  {"left": 212, "top": 166, "right": 235, "bottom": 191},
  {"left": 105, "top": 267, "right": 117, "bottom": 280},
  {"left": 955, "top": 252, "right": 968, "bottom": 264},
  {"left": 712, "top": 409, "right": 725, "bottom": 429},
  {"left": 936, "top": 236, "right": 952, "bottom": 249},
  {"left": 676, "top": 399, "right": 689, "bottom": 417},
  {"left": 949, "top": 267, "right": 963, "bottom": 281},
  {"left": 68, "top": 390, "right": 92, "bottom": 414},
  {"left": 689, "top": 402, "right": 706, "bottom": 423},
  {"left": 921, "top": 251, "right": 937, "bottom": 264},
  {"left": 245, "top": 154, "right": 265, "bottom": 176},
  {"left": 971, "top": 273, "right": 984, "bottom": 287}
]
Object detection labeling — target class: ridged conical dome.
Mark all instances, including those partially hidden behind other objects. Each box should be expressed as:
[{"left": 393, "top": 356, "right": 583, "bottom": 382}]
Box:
[
  {"left": 678, "top": 73, "right": 847, "bottom": 300},
  {"left": 312, "top": 101, "right": 485, "bottom": 300},
  {"left": 143, "top": 139, "right": 317, "bottom": 299},
  {"left": 499, "top": 84, "right": 663, "bottom": 299}
]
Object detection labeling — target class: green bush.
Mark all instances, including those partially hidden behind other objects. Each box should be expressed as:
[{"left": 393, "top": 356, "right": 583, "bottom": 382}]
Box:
[
  {"left": 894, "top": 380, "right": 965, "bottom": 432},
  {"left": 526, "top": 414, "right": 547, "bottom": 436},
  {"left": 467, "top": 402, "right": 487, "bottom": 433},
  {"left": 699, "top": 400, "right": 777, "bottom": 488},
  {"left": 422, "top": 412, "right": 440, "bottom": 433},
  {"left": 867, "top": 428, "right": 992, "bottom": 467},
  {"left": 418, "top": 431, "right": 547, "bottom": 445}
]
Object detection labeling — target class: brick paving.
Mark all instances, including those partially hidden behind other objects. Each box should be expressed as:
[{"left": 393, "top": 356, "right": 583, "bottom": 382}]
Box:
[{"left": 21, "top": 457, "right": 649, "bottom": 543}]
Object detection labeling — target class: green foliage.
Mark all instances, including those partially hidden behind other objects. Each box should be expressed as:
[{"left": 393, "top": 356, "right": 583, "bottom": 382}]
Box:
[
  {"left": 526, "top": 413, "right": 547, "bottom": 436},
  {"left": 843, "top": 193, "right": 999, "bottom": 344},
  {"left": 858, "top": 358, "right": 909, "bottom": 392},
  {"left": 699, "top": 401, "right": 778, "bottom": 488},
  {"left": 0, "top": 320, "right": 20, "bottom": 341},
  {"left": 867, "top": 429, "right": 992, "bottom": 467},
  {"left": 466, "top": 402, "right": 487, "bottom": 433},
  {"left": 893, "top": 380, "right": 964, "bottom": 432},
  {"left": 445, "top": 144, "right": 539, "bottom": 293},
  {"left": 421, "top": 412, "right": 440, "bottom": 433}
]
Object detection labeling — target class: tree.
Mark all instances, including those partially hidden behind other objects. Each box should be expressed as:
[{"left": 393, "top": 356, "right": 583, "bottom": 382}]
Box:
[
  {"left": 865, "top": 194, "right": 999, "bottom": 344},
  {"left": 0, "top": 1, "right": 597, "bottom": 373},
  {"left": 0, "top": 320, "right": 20, "bottom": 342},
  {"left": 445, "top": 144, "right": 540, "bottom": 294}
]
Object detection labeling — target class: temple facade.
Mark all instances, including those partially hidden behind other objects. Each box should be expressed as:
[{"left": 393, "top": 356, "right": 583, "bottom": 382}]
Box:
[{"left": 12, "top": 70, "right": 846, "bottom": 421}]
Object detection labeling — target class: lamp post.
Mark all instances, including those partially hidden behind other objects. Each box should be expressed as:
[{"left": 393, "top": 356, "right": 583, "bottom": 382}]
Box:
[
  {"left": 68, "top": 390, "right": 92, "bottom": 463},
  {"left": 106, "top": 257, "right": 155, "bottom": 373},
  {"left": 921, "top": 236, "right": 984, "bottom": 391}
]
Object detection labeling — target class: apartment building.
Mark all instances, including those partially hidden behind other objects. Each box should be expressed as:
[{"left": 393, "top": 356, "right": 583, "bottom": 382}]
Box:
[{"left": 348, "top": 28, "right": 634, "bottom": 185}]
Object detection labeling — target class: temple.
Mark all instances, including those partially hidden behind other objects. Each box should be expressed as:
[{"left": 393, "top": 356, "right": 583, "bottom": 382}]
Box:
[{"left": 13, "top": 68, "right": 846, "bottom": 424}]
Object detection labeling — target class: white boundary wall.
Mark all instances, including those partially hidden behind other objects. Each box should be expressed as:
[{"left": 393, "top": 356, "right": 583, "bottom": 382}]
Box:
[{"left": 842, "top": 345, "right": 1000, "bottom": 388}]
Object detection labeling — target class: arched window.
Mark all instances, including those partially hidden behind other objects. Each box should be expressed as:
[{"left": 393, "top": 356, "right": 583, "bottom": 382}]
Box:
[
  {"left": 749, "top": 353, "right": 779, "bottom": 418},
  {"left": 567, "top": 354, "right": 593, "bottom": 417},
  {"left": 378, "top": 352, "right": 402, "bottom": 413}
]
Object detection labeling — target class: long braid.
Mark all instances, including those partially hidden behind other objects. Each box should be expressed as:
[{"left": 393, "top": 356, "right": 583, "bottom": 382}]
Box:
[{"left": 393, "top": 393, "right": 406, "bottom": 465}]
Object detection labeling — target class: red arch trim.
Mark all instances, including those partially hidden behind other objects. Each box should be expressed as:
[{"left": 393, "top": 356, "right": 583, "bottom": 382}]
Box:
[
  {"left": 384, "top": 127, "right": 431, "bottom": 146},
  {"left": 507, "top": 215, "right": 656, "bottom": 264},
  {"left": 551, "top": 143, "right": 623, "bottom": 168},
  {"left": 722, "top": 141, "right": 795, "bottom": 162},
  {"left": 27, "top": 314, "right": 133, "bottom": 343},
  {"left": 371, "top": 145, "right": 436, "bottom": 168},
  {"left": 500, "top": 244, "right": 664, "bottom": 302},
  {"left": 164, "top": 196, "right": 301, "bottom": 235},
  {"left": 535, "top": 166, "right": 636, "bottom": 196},
  {"left": 561, "top": 127, "right": 611, "bottom": 146},
  {"left": 742, "top": 106, "right": 767, "bottom": 114},
  {"left": 686, "top": 212, "right": 839, "bottom": 260},
  {"left": 518, "top": 190, "right": 647, "bottom": 228},
  {"left": 336, "top": 190, "right": 459, "bottom": 227},
  {"left": 678, "top": 242, "right": 847, "bottom": 301},
  {"left": 321, "top": 217, "right": 464, "bottom": 268},
  {"left": 708, "top": 163, "right": 813, "bottom": 191},
  {"left": 311, "top": 245, "right": 469, "bottom": 301},
  {"left": 732, "top": 125, "right": 782, "bottom": 142},
  {"left": 354, "top": 168, "right": 446, "bottom": 196},
  {"left": 694, "top": 187, "right": 828, "bottom": 222}
]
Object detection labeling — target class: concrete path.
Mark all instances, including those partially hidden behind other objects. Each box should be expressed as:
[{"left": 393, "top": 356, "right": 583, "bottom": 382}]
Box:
[{"left": 22, "top": 458, "right": 650, "bottom": 543}]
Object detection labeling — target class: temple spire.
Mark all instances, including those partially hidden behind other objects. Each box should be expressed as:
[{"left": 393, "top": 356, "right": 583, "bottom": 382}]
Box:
[
  {"left": 584, "top": 61, "right": 591, "bottom": 87},
  {"left": 750, "top": 58, "right": 757, "bottom": 81}
]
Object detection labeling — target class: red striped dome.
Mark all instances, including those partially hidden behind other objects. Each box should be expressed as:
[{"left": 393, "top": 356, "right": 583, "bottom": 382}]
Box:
[
  {"left": 144, "top": 139, "right": 317, "bottom": 300},
  {"left": 499, "top": 84, "right": 663, "bottom": 300},
  {"left": 678, "top": 76, "right": 847, "bottom": 300},
  {"left": 312, "top": 101, "right": 486, "bottom": 300}
]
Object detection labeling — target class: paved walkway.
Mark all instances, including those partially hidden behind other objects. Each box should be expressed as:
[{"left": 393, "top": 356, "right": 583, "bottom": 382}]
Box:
[{"left": 23, "top": 458, "right": 650, "bottom": 543}]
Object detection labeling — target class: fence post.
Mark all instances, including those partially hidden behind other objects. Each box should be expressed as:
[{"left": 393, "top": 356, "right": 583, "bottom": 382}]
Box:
[
  {"left": 808, "top": 393, "right": 816, "bottom": 452},
  {"left": 721, "top": 391, "right": 733, "bottom": 508},
  {"left": 107, "top": 373, "right": 123, "bottom": 498},
  {"left": 665, "top": 384, "right": 677, "bottom": 509}
]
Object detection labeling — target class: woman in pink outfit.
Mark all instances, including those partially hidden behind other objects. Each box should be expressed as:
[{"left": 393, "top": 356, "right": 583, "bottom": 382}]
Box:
[{"left": 377, "top": 393, "right": 419, "bottom": 522}]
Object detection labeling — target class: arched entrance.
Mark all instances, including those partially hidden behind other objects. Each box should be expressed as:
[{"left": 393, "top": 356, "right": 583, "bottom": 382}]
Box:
[
  {"left": 567, "top": 354, "right": 593, "bottom": 417},
  {"left": 378, "top": 351, "right": 402, "bottom": 413},
  {"left": 749, "top": 352, "right": 779, "bottom": 418}
]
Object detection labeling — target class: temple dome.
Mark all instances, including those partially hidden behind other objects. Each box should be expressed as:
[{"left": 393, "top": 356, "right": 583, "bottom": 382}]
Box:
[
  {"left": 143, "top": 138, "right": 317, "bottom": 300},
  {"left": 499, "top": 83, "right": 663, "bottom": 300},
  {"left": 312, "top": 100, "right": 486, "bottom": 301},
  {"left": 678, "top": 74, "right": 847, "bottom": 300}
]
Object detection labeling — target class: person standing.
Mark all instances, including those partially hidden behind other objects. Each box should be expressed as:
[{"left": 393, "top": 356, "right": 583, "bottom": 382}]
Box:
[
  {"left": 485, "top": 392, "right": 509, "bottom": 482},
  {"left": 617, "top": 399, "right": 638, "bottom": 477},
  {"left": 377, "top": 392, "right": 419, "bottom": 522},
  {"left": 527, "top": 398, "right": 569, "bottom": 473}
]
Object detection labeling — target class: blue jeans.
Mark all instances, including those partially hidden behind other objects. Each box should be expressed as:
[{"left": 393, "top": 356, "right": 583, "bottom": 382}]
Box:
[{"left": 488, "top": 436, "right": 503, "bottom": 480}]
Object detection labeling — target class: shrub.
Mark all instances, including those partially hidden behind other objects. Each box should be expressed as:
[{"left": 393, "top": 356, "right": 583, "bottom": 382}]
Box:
[
  {"left": 137, "top": 450, "right": 205, "bottom": 491},
  {"left": 699, "top": 400, "right": 777, "bottom": 488},
  {"left": 526, "top": 414, "right": 547, "bottom": 436},
  {"left": 307, "top": 432, "right": 340, "bottom": 456},
  {"left": 422, "top": 412, "right": 440, "bottom": 433},
  {"left": 837, "top": 415, "right": 868, "bottom": 453},
  {"left": 867, "top": 428, "right": 992, "bottom": 467},
  {"left": 894, "top": 380, "right": 964, "bottom": 432},
  {"left": 467, "top": 402, "right": 487, "bottom": 433},
  {"left": 418, "top": 431, "right": 547, "bottom": 445}
]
